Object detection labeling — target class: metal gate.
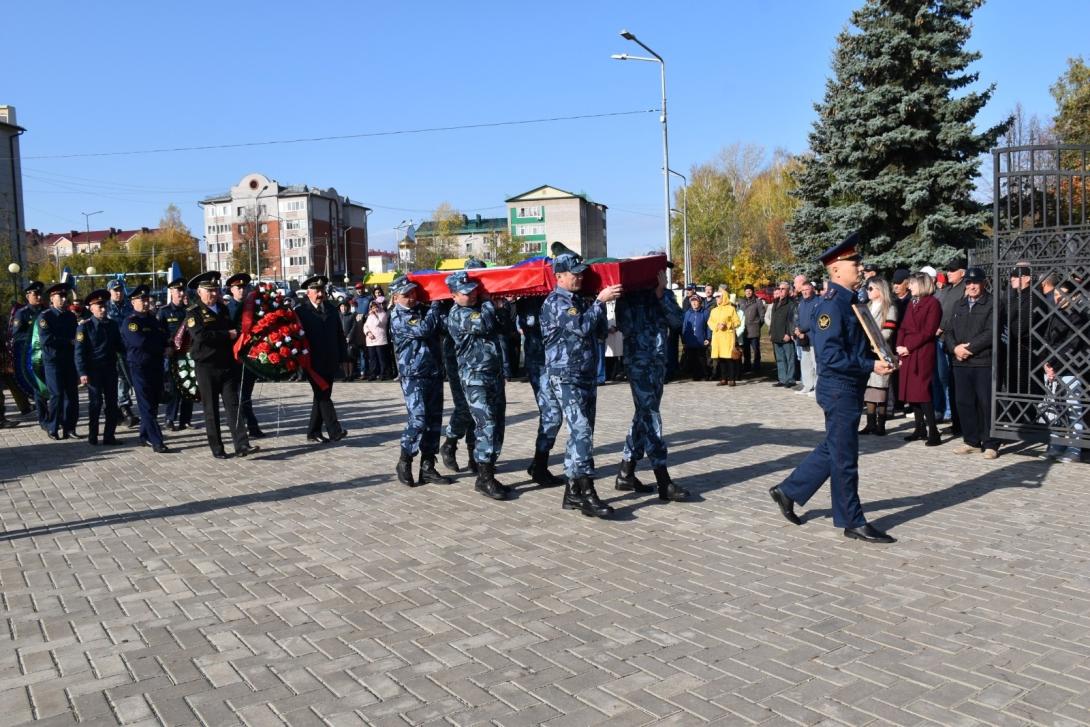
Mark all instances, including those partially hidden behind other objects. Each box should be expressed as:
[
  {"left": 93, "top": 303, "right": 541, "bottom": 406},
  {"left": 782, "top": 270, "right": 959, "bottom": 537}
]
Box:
[{"left": 979, "top": 144, "right": 1090, "bottom": 446}]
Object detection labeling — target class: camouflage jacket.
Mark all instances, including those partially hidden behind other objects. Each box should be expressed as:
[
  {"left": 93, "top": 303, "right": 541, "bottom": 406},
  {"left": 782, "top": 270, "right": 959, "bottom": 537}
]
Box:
[
  {"left": 616, "top": 288, "right": 683, "bottom": 363},
  {"left": 515, "top": 297, "right": 545, "bottom": 369},
  {"left": 541, "top": 286, "right": 606, "bottom": 383},
  {"left": 390, "top": 302, "right": 443, "bottom": 378},
  {"left": 447, "top": 300, "right": 504, "bottom": 384}
]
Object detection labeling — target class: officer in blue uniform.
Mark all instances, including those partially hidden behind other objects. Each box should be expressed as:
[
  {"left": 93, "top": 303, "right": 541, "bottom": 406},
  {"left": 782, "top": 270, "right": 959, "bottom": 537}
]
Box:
[
  {"left": 541, "top": 243, "right": 623, "bottom": 518},
  {"left": 38, "top": 283, "right": 80, "bottom": 439},
  {"left": 438, "top": 258, "right": 487, "bottom": 474},
  {"left": 120, "top": 285, "right": 171, "bottom": 453},
  {"left": 226, "top": 272, "right": 264, "bottom": 438},
  {"left": 446, "top": 270, "right": 509, "bottom": 500},
  {"left": 106, "top": 279, "right": 140, "bottom": 428},
  {"left": 515, "top": 295, "right": 565, "bottom": 487},
  {"left": 10, "top": 280, "right": 48, "bottom": 428},
  {"left": 614, "top": 263, "right": 689, "bottom": 502},
  {"left": 769, "top": 233, "right": 897, "bottom": 544},
  {"left": 389, "top": 276, "right": 446, "bottom": 486},
  {"left": 75, "top": 289, "right": 126, "bottom": 445},
  {"left": 158, "top": 278, "right": 193, "bottom": 431}
]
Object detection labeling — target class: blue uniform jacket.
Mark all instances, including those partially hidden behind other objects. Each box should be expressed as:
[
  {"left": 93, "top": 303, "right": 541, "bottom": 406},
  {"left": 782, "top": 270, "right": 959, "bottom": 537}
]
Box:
[
  {"left": 390, "top": 302, "right": 443, "bottom": 378},
  {"left": 515, "top": 297, "right": 546, "bottom": 368},
  {"left": 75, "top": 316, "right": 124, "bottom": 377},
  {"left": 120, "top": 313, "right": 168, "bottom": 370},
  {"left": 37, "top": 307, "right": 78, "bottom": 365},
  {"left": 447, "top": 300, "right": 504, "bottom": 384},
  {"left": 813, "top": 282, "right": 873, "bottom": 386},
  {"left": 157, "top": 302, "right": 188, "bottom": 337},
  {"left": 541, "top": 286, "right": 606, "bottom": 383},
  {"left": 10, "top": 304, "right": 43, "bottom": 346},
  {"left": 617, "top": 289, "right": 683, "bottom": 362}
]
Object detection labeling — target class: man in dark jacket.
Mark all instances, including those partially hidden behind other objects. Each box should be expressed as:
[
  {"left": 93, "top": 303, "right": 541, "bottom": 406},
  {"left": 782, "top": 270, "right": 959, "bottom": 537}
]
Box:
[
  {"left": 296, "top": 276, "right": 349, "bottom": 443},
  {"left": 737, "top": 285, "right": 765, "bottom": 374},
  {"left": 75, "top": 289, "right": 126, "bottom": 445},
  {"left": 226, "top": 273, "right": 264, "bottom": 437},
  {"left": 158, "top": 279, "right": 193, "bottom": 432},
  {"left": 120, "top": 285, "right": 171, "bottom": 453},
  {"left": 186, "top": 271, "right": 257, "bottom": 459},
  {"left": 943, "top": 267, "right": 998, "bottom": 458},
  {"left": 998, "top": 262, "right": 1037, "bottom": 401},
  {"left": 936, "top": 257, "right": 967, "bottom": 434},
  {"left": 769, "top": 282, "right": 796, "bottom": 387}
]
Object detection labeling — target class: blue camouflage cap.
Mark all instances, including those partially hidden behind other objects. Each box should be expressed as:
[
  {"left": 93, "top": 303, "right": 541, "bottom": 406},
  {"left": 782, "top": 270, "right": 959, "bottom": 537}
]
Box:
[
  {"left": 464, "top": 257, "right": 487, "bottom": 269},
  {"left": 389, "top": 275, "right": 418, "bottom": 296},
  {"left": 106, "top": 278, "right": 126, "bottom": 292},
  {"left": 445, "top": 270, "right": 480, "bottom": 295},
  {"left": 552, "top": 251, "right": 588, "bottom": 275}
]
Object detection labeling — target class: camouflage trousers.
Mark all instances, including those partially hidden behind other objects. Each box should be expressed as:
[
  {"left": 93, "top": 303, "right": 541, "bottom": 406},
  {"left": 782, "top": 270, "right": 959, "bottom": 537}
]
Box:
[
  {"left": 527, "top": 363, "right": 562, "bottom": 455},
  {"left": 461, "top": 377, "right": 506, "bottom": 464},
  {"left": 442, "top": 356, "right": 476, "bottom": 448},
  {"left": 622, "top": 360, "right": 668, "bottom": 468},
  {"left": 399, "top": 376, "right": 443, "bottom": 456},
  {"left": 549, "top": 377, "right": 598, "bottom": 479}
]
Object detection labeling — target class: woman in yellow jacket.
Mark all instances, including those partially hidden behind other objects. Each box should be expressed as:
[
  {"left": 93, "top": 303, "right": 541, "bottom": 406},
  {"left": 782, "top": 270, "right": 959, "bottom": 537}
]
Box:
[{"left": 707, "top": 290, "right": 742, "bottom": 386}]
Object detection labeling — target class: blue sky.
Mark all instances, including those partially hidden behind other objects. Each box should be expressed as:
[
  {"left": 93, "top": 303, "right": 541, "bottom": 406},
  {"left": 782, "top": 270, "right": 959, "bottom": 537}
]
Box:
[{"left": 8, "top": 0, "right": 1087, "bottom": 259}]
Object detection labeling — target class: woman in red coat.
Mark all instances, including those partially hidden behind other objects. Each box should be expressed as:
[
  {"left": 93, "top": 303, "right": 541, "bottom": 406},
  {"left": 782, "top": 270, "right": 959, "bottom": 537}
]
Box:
[{"left": 896, "top": 273, "right": 943, "bottom": 445}]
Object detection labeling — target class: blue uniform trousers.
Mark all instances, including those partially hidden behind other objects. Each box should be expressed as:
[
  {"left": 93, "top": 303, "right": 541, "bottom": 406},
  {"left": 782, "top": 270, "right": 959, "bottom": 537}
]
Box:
[
  {"left": 527, "top": 363, "right": 562, "bottom": 455},
  {"left": 777, "top": 379, "right": 868, "bottom": 528},
  {"left": 622, "top": 360, "right": 667, "bottom": 467},
  {"left": 236, "top": 365, "right": 260, "bottom": 433},
  {"left": 131, "top": 364, "right": 165, "bottom": 447},
  {"left": 34, "top": 389, "right": 49, "bottom": 428},
  {"left": 86, "top": 367, "right": 120, "bottom": 440},
  {"left": 44, "top": 360, "right": 79, "bottom": 435},
  {"left": 462, "top": 379, "right": 506, "bottom": 464},
  {"left": 550, "top": 378, "right": 598, "bottom": 479},
  {"left": 442, "top": 360, "right": 475, "bottom": 448},
  {"left": 400, "top": 376, "right": 442, "bottom": 456}
]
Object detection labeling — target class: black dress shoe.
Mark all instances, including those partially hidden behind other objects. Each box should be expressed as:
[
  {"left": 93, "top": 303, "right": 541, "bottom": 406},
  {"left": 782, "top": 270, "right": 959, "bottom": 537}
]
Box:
[
  {"left": 88, "top": 437, "right": 99, "bottom": 446},
  {"left": 306, "top": 433, "right": 328, "bottom": 443},
  {"left": 236, "top": 445, "right": 260, "bottom": 458},
  {"left": 843, "top": 524, "right": 896, "bottom": 543},
  {"left": 330, "top": 429, "right": 347, "bottom": 442},
  {"left": 102, "top": 437, "right": 123, "bottom": 445},
  {"left": 249, "top": 429, "right": 266, "bottom": 439},
  {"left": 212, "top": 450, "right": 230, "bottom": 459},
  {"left": 48, "top": 431, "right": 62, "bottom": 441},
  {"left": 769, "top": 486, "right": 802, "bottom": 525},
  {"left": 152, "top": 443, "right": 170, "bottom": 453}
]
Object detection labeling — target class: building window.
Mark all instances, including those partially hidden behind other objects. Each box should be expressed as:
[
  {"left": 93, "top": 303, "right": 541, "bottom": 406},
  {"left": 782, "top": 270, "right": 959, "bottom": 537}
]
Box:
[
  {"left": 518, "top": 205, "right": 542, "bottom": 219},
  {"left": 288, "top": 256, "right": 307, "bottom": 266},
  {"left": 285, "top": 220, "right": 303, "bottom": 231},
  {"left": 516, "top": 224, "right": 544, "bottom": 236},
  {"left": 285, "top": 200, "right": 305, "bottom": 212},
  {"left": 236, "top": 206, "right": 245, "bottom": 217},
  {"left": 521, "top": 240, "right": 542, "bottom": 254},
  {"left": 260, "top": 224, "right": 268, "bottom": 233}
]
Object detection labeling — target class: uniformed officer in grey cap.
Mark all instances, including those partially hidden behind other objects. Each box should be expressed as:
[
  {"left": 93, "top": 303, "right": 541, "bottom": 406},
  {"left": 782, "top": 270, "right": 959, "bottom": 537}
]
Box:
[
  {"left": 541, "top": 243, "right": 623, "bottom": 518},
  {"left": 446, "top": 269, "right": 510, "bottom": 500}
]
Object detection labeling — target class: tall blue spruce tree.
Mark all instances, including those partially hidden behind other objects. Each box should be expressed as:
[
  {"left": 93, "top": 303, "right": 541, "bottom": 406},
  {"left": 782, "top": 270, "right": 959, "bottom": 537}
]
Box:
[{"left": 789, "top": 0, "right": 1010, "bottom": 270}]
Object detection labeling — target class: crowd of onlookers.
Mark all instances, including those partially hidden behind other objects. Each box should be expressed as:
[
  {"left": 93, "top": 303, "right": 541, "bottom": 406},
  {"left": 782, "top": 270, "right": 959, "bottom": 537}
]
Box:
[{"left": 660, "top": 259, "right": 1087, "bottom": 464}]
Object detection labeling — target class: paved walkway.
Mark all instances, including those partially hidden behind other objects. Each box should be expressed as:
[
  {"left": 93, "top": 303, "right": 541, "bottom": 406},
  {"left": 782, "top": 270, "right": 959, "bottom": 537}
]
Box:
[{"left": 1, "top": 377, "right": 1087, "bottom": 726}]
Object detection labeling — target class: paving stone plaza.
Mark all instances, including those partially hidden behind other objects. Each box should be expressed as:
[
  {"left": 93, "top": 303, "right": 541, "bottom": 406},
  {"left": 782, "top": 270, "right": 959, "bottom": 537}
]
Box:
[{"left": 1, "top": 378, "right": 1087, "bottom": 726}]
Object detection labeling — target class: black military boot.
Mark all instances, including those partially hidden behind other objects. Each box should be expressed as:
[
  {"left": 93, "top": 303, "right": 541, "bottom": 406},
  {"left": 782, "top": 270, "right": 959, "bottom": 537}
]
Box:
[
  {"left": 578, "top": 477, "right": 614, "bottom": 518},
  {"left": 562, "top": 478, "right": 583, "bottom": 510},
  {"left": 396, "top": 449, "right": 417, "bottom": 486},
  {"left": 475, "top": 462, "right": 510, "bottom": 500},
  {"left": 614, "top": 459, "right": 654, "bottom": 493},
  {"left": 527, "top": 451, "right": 564, "bottom": 487},
  {"left": 465, "top": 437, "right": 479, "bottom": 474},
  {"left": 874, "top": 412, "right": 887, "bottom": 436},
  {"left": 654, "top": 466, "right": 690, "bottom": 502},
  {"left": 439, "top": 437, "right": 461, "bottom": 472},
  {"left": 419, "top": 454, "right": 453, "bottom": 484}
]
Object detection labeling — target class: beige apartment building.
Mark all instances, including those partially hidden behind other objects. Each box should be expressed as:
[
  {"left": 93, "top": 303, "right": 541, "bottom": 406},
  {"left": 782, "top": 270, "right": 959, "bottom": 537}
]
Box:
[{"left": 505, "top": 185, "right": 607, "bottom": 259}]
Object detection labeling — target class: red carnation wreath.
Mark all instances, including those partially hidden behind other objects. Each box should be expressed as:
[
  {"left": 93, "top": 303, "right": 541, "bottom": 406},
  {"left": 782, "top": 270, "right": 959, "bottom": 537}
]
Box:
[{"left": 233, "top": 283, "right": 329, "bottom": 389}]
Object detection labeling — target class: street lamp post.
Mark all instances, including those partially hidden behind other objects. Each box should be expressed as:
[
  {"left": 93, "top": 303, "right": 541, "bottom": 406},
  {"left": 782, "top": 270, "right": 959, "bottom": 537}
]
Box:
[
  {"left": 253, "top": 185, "right": 269, "bottom": 278},
  {"left": 81, "top": 210, "right": 104, "bottom": 265},
  {"left": 7, "top": 262, "right": 19, "bottom": 305},
  {"left": 343, "top": 226, "right": 354, "bottom": 286},
  {"left": 612, "top": 29, "right": 671, "bottom": 283},
  {"left": 668, "top": 168, "right": 690, "bottom": 285}
]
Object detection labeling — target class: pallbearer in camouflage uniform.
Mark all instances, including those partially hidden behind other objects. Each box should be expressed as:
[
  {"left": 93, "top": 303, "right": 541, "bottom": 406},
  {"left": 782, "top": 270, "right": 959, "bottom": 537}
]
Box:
[
  {"left": 445, "top": 270, "right": 509, "bottom": 500},
  {"left": 75, "top": 289, "right": 125, "bottom": 445},
  {"left": 10, "top": 281, "right": 48, "bottom": 428},
  {"left": 438, "top": 258, "right": 487, "bottom": 474},
  {"left": 389, "top": 276, "right": 448, "bottom": 487},
  {"left": 158, "top": 278, "right": 193, "bottom": 431},
  {"left": 614, "top": 267, "right": 690, "bottom": 502},
  {"left": 120, "top": 285, "right": 171, "bottom": 453},
  {"left": 541, "top": 244, "right": 623, "bottom": 518},
  {"left": 516, "top": 295, "right": 565, "bottom": 487}
]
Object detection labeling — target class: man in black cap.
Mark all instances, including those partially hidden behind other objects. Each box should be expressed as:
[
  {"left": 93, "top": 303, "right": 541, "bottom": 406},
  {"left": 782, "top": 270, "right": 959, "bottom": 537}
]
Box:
[
  {"left": 296, "top": 275, "right": 349, "bottom": 443},
  {"left": 935, "top": 256, "right": 967, "bottom": 435},
  {"left": 943, "top": 267, "right": 1000, "bottom": 459},
  {"left": 38, "top": 283, "right": 80, "bottom": 439},
  {"left": 10, "top": 281, "right": 49, "bottom": 427},
  {"left": 998, "top": 261, "right": 1036, "bottom": 401},
  {"left": 158, "top": 278, "right": 193, "bottom": 431},
  {"left": 186, "top": 271, "right": 258, "bottom": 458},
  {"left": 225, "top": 272, "right": 264, "bottom": 438},
  {"left": 106, "top": 279, "right": 140, "bottom": 428},
  {"left": 769, "top": 232, "right": 897, "bottom": 544},
  {"left": 76, "top": 289, "right": 126, "bottom": 445},
  {"left": 120, "top": 285, "right": 171, "bottom": 452}
]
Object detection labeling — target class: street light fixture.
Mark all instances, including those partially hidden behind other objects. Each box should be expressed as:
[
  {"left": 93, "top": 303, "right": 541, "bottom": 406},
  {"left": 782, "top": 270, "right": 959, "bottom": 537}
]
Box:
[
  {"left": 7, "top": 262, "right": 20, "bottom": 305},
  {"left": 612, "top": 29, "right": 672, "bottom": 282},
  {"left": 252, "top": 185, "right": 270, "bottom": 277},
  {"left": 668, "top": 168, "right": 690, "bottom": 285},
  {"left": 343, "top": 226, "right": 354, "bottom": 285}
]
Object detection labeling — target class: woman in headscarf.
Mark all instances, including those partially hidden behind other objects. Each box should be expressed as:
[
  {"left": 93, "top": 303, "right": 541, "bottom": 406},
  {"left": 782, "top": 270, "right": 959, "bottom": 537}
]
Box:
[{"left": 707, "top": 289, "right": 742, "bottom": 386}]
